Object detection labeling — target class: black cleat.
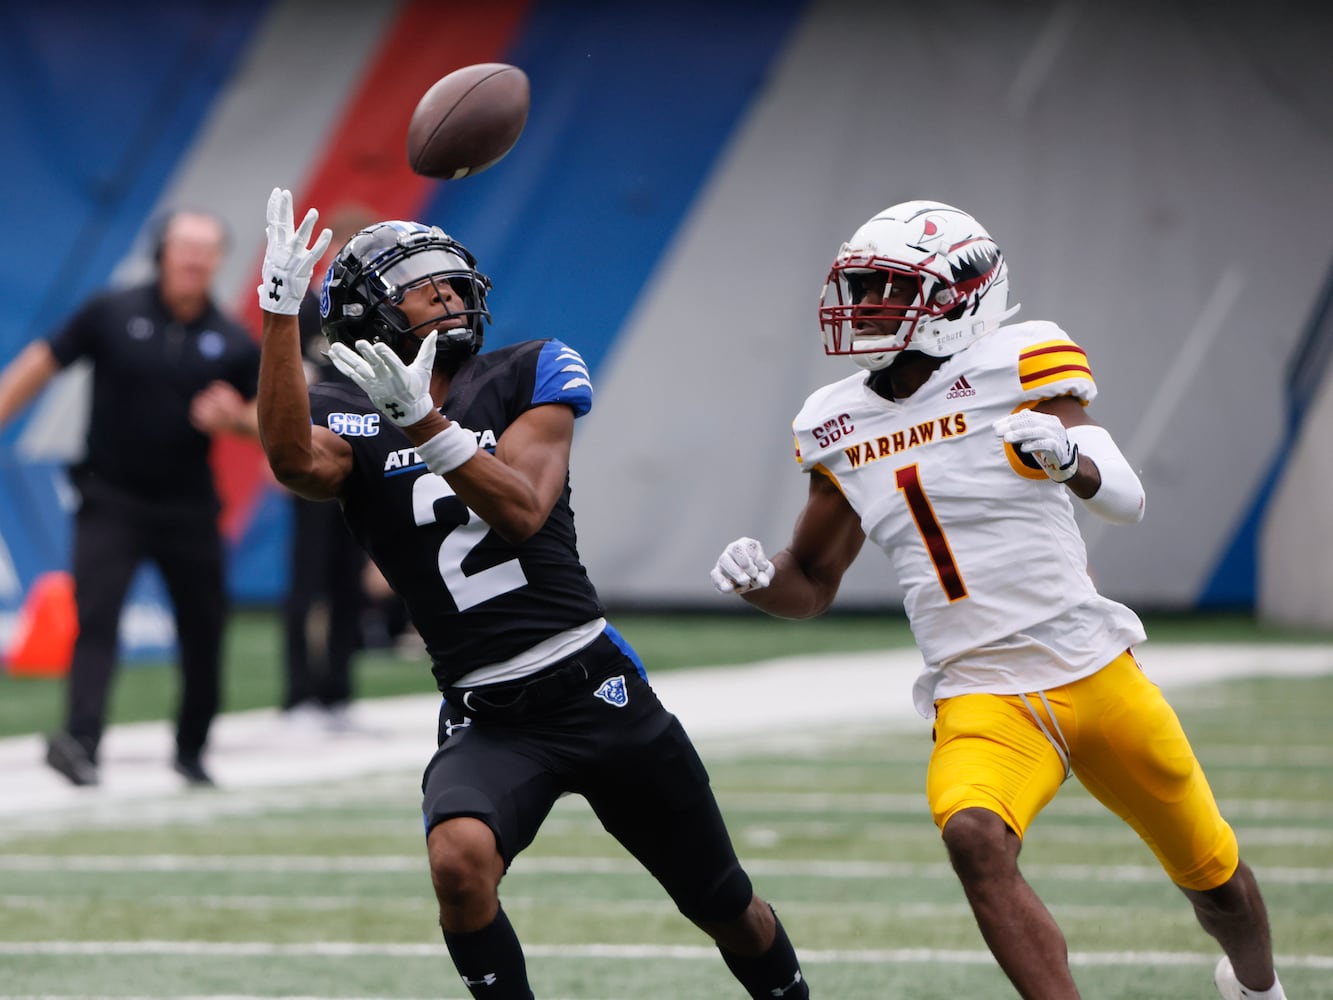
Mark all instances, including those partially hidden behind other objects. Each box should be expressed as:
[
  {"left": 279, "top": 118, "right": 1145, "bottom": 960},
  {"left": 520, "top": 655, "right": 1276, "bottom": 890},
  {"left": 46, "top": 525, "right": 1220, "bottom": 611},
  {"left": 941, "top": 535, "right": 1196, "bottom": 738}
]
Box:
[
  {"left": 45, "top": 731, "right": 99, "bottom": 786},
  {"left": 172, "top": 755, "right": 216, "bottom": 787}
]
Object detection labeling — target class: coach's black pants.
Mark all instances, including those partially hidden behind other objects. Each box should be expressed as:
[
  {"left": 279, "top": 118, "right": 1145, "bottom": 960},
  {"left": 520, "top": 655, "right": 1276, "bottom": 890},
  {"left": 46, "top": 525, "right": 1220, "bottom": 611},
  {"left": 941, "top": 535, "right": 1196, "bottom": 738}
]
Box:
[
  {"left": 282, "top": 494, "right": 364, "bottom": 710},
  {"left": 65, "top": 478, "right": 226, "bottom": 762}
]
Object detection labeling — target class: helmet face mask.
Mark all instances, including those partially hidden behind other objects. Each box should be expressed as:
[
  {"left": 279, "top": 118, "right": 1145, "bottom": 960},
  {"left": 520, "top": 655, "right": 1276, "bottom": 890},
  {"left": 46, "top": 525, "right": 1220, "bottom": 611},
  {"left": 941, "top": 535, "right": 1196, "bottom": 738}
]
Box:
[
  {"left": 320, "top": 221, "right": 492, "bottom": 368},
  {"left": 819, "top": 201, "right": 1018, "bottom": 371}
]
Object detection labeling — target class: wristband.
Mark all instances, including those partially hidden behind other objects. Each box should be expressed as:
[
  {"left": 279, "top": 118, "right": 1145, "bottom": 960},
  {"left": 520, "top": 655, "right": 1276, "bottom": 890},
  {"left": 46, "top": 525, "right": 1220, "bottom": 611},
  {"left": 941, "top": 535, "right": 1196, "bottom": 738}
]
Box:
[{"left": 417, "top": 421, "right": 478, "bottom": 475}]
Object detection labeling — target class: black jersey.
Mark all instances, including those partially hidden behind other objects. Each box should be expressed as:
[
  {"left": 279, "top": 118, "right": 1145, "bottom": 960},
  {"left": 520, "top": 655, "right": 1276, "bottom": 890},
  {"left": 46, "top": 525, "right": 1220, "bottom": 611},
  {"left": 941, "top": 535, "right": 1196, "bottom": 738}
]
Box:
[
  {"left": 45, "top": 281, "right": 259, "bottom": 505},
  {"left": 309, "top": 338, "right": 604, "bottom": 689}
]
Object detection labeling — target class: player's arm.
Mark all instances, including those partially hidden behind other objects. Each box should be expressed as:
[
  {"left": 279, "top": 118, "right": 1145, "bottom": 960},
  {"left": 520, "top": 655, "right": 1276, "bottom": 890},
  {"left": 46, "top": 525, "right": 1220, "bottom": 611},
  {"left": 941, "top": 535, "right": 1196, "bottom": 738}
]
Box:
[
  {"left": 254, "top": 188, "right": 348, "bottom": 501},
  {"left": 329, "top": 330, "right": 579, "bottom": 545},
  {"left": 402, "top": 403, "right": 572, "bottom": 545},
  {"left": 712, "top": 470, "right": 866, "bottom": 619},
  {"left": 996, "top": 394, "right": 1144, "bottom": 524},
  {"left": 259, "top": 310, "right": 353, "bottom": 500}
]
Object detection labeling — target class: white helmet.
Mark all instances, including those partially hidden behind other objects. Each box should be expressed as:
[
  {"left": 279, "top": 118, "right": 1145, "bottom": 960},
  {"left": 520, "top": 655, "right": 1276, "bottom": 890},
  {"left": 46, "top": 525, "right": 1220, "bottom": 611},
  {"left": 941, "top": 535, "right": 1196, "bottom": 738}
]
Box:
[{"left": 819, "top": 200, "right": 1019, "bottom": 370}]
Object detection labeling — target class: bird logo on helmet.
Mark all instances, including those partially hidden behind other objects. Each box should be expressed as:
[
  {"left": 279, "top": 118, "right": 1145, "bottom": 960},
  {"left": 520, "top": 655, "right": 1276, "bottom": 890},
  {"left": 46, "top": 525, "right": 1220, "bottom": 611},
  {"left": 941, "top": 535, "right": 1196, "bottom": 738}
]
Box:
[
  {"left": 320, "top": 221, "right": 493, "bottom": 371},
  {"left": 819, "top": 201, "right": 1020, "bottom": 371}
]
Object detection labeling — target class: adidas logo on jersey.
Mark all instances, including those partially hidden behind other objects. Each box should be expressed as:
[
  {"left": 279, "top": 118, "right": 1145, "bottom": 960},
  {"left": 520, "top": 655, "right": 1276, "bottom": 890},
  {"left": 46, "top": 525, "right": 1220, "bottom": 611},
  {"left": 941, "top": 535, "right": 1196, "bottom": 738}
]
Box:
[{"left": 946, "top": 375, "right": 976, "bottom": 399}]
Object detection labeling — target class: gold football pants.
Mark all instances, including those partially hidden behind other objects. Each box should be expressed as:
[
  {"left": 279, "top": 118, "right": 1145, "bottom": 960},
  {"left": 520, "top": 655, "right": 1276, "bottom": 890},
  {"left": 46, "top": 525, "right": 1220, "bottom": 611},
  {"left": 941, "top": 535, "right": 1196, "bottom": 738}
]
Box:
[{"left": 928, "top": 650, "right": 1239, "bottom": 890}]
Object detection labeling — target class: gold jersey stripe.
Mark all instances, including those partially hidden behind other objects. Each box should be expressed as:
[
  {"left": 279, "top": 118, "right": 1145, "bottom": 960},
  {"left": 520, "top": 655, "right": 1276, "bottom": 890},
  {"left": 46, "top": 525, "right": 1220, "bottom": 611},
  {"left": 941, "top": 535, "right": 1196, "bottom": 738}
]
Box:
[{"left": 1019, "top": 341, "right": 1093, "bottom": 390}]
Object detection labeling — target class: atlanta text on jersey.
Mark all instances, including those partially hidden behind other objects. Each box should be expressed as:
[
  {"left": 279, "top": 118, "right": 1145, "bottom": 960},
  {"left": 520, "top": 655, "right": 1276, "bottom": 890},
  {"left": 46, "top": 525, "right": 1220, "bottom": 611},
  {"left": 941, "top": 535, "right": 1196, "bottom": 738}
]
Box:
[{"left": 381, "top": 428, "right": 500, "bottom": 474}]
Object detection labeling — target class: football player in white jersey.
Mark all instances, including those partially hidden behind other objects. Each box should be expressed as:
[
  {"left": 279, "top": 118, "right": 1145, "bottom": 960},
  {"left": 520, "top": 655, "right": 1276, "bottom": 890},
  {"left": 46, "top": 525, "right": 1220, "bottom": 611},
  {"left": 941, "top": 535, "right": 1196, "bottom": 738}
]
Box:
[{"left": 711, "top": 201, "right": 1285, "bottom": 1000}]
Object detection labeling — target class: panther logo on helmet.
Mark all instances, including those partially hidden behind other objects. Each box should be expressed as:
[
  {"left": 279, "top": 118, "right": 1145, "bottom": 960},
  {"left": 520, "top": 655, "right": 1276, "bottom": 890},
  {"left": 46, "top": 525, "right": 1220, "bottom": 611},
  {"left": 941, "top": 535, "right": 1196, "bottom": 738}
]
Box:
[
  {"left": 320, "top": 221, "right": 492, "bottom": 372},
  {"left": 819, "top": 201, "right": 1019, "bottom": 371}
]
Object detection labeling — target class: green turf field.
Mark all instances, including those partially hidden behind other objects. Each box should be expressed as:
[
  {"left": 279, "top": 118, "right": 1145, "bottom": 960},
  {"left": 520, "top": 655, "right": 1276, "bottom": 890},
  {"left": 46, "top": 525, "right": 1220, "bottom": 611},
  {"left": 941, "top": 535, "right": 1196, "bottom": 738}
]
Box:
[
  {"left": 0, "top": 609, "right": 924, "bottom": 740},
  {"left": 1, "top": 612, "right": 1331, "bottom": 998},
  {"left": 1, "top": 608, "right": 1328, "bottom": 741}
]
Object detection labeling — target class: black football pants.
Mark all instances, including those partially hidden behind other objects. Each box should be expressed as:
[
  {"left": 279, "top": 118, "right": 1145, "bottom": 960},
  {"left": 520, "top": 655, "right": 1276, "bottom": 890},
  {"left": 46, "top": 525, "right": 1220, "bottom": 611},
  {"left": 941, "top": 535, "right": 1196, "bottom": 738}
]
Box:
[{"left": 424, "top": 633, "right": 755, "bottom": 926}]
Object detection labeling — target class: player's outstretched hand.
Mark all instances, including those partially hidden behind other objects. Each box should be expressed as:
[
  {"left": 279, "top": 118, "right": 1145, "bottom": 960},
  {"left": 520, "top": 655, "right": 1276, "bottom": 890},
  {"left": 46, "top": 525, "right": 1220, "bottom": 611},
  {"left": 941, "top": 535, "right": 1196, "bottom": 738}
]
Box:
[
  {"left": 994, "top": 410, "right": 1080, "bottom": 482},
  {"left": 259, "top": 187, "right": 332, "bottom": 315},
  {"left": 711, "top": 536, "right": 774, "bottom": 595},
  {"left": 329, "top": 331, "right": 438, "bottom": 427}
]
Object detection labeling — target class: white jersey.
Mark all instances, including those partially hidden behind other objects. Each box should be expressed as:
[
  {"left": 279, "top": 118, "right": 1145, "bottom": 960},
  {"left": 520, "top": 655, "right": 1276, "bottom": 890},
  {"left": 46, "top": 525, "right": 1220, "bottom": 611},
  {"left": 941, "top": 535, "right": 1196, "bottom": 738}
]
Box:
[{"left": 793, "top": 320, "right": 1145, "bottom": 717}]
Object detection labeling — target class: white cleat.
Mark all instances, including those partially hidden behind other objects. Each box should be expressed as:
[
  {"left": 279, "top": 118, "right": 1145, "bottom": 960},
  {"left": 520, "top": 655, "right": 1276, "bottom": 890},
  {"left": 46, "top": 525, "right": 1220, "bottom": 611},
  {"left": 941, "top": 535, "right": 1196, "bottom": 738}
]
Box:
[{"left": 1214, "top": 956, "right": 1287, "bottom": 1000}]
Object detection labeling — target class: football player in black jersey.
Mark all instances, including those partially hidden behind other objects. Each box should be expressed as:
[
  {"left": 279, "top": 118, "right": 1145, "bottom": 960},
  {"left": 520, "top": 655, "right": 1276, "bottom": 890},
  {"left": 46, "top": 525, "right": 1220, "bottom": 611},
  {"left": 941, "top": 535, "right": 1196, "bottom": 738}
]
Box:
[{"left": 254, "top": 189, "right": 809, "bottom": 999}]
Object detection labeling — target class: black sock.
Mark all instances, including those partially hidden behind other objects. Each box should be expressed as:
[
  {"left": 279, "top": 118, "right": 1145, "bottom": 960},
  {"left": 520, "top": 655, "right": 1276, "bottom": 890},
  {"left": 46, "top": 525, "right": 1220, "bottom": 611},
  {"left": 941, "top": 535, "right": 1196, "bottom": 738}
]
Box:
[
  {"left": 719, "top": 908, "right": 809, "bottom": 999},
  {"left": 442, "top": 906, "right": 533, "bottom": 999}
]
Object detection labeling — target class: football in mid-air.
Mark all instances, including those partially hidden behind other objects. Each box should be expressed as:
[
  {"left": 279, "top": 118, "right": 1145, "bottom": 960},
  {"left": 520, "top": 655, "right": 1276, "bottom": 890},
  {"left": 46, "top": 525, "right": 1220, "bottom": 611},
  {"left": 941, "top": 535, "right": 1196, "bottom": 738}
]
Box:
[{"left": 406, "top": 63, "right": 530, "bottom": 180}]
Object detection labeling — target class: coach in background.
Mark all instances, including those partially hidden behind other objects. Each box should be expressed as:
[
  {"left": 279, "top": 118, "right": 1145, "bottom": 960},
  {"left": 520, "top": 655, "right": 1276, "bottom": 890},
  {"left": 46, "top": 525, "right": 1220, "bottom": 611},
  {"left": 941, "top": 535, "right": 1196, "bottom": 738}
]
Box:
[{"left": 0, "top": 209, "right": 260, "bottom": 788}]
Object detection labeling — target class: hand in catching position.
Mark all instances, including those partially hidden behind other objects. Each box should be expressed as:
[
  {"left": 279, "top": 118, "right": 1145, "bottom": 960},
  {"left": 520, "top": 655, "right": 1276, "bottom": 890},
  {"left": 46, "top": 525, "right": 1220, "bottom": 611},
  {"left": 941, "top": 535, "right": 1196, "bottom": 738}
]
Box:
[
  {"left": 329, "top": 331, "right": 439, "bottom": 427},
  {"left": 259, "top": 187, "right": 332, "bottom": 315}
]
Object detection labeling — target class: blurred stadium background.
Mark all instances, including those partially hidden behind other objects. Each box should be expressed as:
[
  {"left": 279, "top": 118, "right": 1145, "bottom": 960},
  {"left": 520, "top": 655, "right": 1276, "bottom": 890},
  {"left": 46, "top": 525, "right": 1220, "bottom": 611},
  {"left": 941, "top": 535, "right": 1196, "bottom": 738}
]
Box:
[
  {"left": 2, "top": 4, "right": 1333, "bottom": 997},
  {"left": 3, "top": 0, "right": 1333, "bottom": 640}
]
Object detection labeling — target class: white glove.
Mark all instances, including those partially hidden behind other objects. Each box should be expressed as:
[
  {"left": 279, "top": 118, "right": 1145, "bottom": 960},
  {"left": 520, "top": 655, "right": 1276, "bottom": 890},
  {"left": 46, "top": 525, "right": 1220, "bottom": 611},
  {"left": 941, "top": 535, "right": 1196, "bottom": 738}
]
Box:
[
  {"left": 994, "top": 410, "right": 1080, "bottom": 482},
  {"left": 329, "top": 331, "right": 438, "bottom": 427},
  {"left": 711, "top": 537, "right": 774, "bottom": 595},
  {"left": 259, "top": 187, "right": 332, "bottom": 315}
]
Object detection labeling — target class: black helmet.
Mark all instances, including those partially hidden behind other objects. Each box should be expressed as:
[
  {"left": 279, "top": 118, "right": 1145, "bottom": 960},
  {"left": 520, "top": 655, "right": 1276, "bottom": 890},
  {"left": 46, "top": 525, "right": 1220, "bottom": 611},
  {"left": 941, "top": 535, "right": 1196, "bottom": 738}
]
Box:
[{"left": 319, "top": 220, "right": 491, "bottom": 367}]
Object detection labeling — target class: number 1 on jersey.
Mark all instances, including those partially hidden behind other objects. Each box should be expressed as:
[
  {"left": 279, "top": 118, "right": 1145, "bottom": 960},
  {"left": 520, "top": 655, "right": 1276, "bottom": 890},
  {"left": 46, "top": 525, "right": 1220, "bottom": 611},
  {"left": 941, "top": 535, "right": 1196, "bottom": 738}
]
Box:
[{"left": 895, "top": 464, "right": 968, "bottom": 602}]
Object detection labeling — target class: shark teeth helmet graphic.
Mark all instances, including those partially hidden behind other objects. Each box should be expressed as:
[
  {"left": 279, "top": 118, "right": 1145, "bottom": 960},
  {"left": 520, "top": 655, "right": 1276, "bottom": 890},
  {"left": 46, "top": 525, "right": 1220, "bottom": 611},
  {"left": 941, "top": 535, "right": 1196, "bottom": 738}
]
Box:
[{"left": 819, "top": 200, "right": 1020, "bottom": 371}]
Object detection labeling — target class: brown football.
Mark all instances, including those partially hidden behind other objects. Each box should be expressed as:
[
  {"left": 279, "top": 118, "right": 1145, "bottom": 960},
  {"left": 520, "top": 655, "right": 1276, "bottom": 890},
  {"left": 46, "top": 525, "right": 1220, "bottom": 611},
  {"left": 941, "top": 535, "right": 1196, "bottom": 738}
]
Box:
[{"left": 406, "top": 63, "right": 530, "bottom": 180}]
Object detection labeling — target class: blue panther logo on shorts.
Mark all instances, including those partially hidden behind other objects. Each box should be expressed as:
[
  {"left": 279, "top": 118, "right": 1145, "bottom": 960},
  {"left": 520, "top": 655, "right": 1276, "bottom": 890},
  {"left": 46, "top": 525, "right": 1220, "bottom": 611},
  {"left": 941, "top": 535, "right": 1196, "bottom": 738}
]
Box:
[{"left": 594, "top": 675, "right": 628, "bottom": 708}]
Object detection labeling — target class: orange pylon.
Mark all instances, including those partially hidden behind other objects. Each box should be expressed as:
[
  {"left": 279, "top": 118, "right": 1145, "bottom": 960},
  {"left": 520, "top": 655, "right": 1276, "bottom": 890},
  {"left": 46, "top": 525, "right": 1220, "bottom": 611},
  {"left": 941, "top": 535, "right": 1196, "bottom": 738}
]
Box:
[{"left": 4, "top": 571, "right": 78, "bottom": 677}]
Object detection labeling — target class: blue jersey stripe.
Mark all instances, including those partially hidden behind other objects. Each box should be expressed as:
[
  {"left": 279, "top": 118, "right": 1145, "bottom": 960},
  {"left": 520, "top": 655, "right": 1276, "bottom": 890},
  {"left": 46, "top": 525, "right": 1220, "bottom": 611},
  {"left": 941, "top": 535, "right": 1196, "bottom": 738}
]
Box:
[
  {"left": 533, "top": 340, "right": 593, "bottom": 416},
  {"left": 602, "top": 623, "right": 647, "bottom": 681}
]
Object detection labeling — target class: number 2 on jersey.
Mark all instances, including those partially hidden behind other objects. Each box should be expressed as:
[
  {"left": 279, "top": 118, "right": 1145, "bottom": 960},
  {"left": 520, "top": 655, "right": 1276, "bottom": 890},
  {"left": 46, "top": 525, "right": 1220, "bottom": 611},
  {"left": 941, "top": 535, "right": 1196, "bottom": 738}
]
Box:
[
  {"left": 412, "top": 474, "right": 528, "bottom": 610},
  {"left": 895, "top": 464, "right": 967, "bottom": 601}
]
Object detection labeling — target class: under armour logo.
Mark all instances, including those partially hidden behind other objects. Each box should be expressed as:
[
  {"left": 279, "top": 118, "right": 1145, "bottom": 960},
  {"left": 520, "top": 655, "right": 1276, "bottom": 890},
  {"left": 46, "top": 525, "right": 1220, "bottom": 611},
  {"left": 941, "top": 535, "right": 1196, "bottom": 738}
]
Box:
[
  {"left": 444, "top": 716, "right": 471, "bottom": 738},
  {"left": 461, "top": 972, "right": 497, "bottom": 987},
  {"left": 772, "top": 970, "right": 804, "bottom": 996},
  {"left": 594, "top": 675, "right": 629, "bottom": 707},
  {"left": 268, "top": 275, "right": 284, "bottom": 301},
  {"left": 385, "top": 401, "right": 405, "bottom": 419}
]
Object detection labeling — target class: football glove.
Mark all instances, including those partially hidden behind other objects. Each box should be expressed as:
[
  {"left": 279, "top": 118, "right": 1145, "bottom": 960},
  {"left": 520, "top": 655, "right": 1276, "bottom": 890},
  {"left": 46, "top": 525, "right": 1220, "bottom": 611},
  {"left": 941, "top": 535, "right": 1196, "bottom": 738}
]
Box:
[
  {"left": 711, "top": 537, "right": 774, "bottom": 595},
  {"left": 259, "top": 187, "right": 332, "bottom": 315},
  {"left": 329, "top": 331, "right": 438, "bottom": 427},
  {"left": 993, "top": 410, "right": 1080, "bottom": 483}
]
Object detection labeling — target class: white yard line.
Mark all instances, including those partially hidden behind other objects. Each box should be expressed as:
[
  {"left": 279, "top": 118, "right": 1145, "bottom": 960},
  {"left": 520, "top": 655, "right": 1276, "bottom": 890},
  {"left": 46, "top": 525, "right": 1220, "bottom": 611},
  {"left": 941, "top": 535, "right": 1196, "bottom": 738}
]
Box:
[
  {"left": 1, "top": 643, "right": 1330, "bottom": 824},
  {"left": 1, "top": 939, "right": 1332, "bottom": 970},
  {"left": 5, "top": 853, "right": 1332, "bottom": 884}
]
